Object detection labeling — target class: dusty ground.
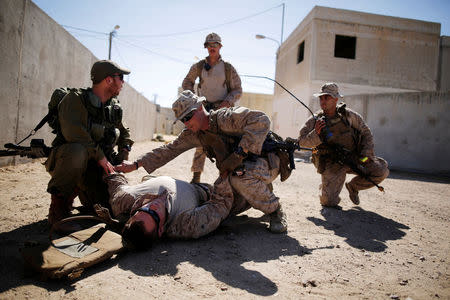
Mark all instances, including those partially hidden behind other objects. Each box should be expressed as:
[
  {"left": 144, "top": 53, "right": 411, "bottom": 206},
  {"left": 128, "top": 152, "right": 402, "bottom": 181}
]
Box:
[{"left": 0, "top": 138, "right": 449, "bottom": 299}]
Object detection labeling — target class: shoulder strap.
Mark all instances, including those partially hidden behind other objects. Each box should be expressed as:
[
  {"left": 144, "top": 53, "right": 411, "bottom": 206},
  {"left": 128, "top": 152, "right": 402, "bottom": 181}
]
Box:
[
  {"left": 224, "top": 61, "right": 232, "bottom": 93},
  {"left": 196, "top": 59, "right": 206, "bottom": 89}
]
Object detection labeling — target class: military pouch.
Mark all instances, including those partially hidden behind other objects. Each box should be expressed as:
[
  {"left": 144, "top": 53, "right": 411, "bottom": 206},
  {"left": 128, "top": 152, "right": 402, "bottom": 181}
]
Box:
[
  {"left": 276, "top": 150, "right": 292, "bottom": 182},
  {"left": 90, "top": 123, "right": 105, "bottom": 142},
  {"left": 105, "top": 104, "right": 123, "bottom": 125},
  {"left": 311, "top": 153, "right": 327, "bottom": 174}
]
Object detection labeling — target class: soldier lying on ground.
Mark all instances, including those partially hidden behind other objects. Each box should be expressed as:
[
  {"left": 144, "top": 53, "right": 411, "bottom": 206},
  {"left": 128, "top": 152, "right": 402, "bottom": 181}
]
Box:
[
  {"left": 115, "top": 90, "right": 287, "bottom": 237},
  {"left": 98, "top": 174, "right": 216, "bottom": 248}
]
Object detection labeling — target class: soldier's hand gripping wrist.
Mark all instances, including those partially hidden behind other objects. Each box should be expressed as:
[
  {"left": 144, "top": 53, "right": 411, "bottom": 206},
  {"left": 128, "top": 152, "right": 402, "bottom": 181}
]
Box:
[{"left": 114, "top": 160, "right": 138, "bottom": 173}]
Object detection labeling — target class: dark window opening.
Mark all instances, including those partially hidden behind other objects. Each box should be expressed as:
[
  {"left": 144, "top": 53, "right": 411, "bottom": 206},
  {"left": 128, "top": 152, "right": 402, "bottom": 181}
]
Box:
[
  {"left": 334, "top": 35, "right": 356, "bottom": 59},
  {"left": 297, "top": 41, "right": 305, "bottom": 64}
]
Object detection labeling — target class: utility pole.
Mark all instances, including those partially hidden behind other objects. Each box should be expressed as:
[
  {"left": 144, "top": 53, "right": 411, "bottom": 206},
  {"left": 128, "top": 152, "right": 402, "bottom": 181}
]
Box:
[{"left": 108, "top": 25, "right": 120, "bottom": 60}]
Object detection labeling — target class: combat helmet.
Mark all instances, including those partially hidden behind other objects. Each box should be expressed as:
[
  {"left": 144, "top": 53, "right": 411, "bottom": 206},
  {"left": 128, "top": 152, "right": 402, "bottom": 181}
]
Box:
[{"left": 204, "top": 33, "right": 222, "bottom": 47}]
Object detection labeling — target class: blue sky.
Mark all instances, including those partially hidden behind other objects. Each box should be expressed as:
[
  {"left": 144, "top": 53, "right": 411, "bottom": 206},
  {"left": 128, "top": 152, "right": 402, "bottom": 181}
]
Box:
[{"left": 33, "top": 0, "right": 450, "bottom": 107}]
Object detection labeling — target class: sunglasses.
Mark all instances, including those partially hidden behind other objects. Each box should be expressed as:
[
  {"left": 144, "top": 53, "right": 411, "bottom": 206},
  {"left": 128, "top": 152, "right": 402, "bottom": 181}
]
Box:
[
  {"left": 137, "top": 205, "right": 160, "bottom": 229},
  {"left": 111, "top": 74, "right": 124, "bottom": 82},
  {"left": 180, "top": 110, "right": 195, "bottom": 123},
  {"left": 206, "top": 43, "right": 220, "bottom": 48}
]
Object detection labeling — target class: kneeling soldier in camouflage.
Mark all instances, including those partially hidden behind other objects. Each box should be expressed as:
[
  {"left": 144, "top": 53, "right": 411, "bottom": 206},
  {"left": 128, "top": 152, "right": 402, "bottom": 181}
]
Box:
[
  {"left": 297, "top": 83, "right": 389, "bottom": 207},
  {"left": 115, "top": 90, "right": 287, "bottom": 236}
]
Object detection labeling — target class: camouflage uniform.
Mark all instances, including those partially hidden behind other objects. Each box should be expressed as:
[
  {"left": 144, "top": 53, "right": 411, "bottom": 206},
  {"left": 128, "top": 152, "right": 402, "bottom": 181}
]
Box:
[
  {"left": 298, "top": 106, "right": 389, "bottom": 207},
  {"left": 182, "top": 56, "right": 242, "bottom": 174},
  {"left": 45, "top": 90, "right": 133, "bottom": 206},
  {"left": 136, "top": 106, "right": 281, "bottom": 238},
  {"left": 105, "top": 174, "right": 209, "bottom": 236}
]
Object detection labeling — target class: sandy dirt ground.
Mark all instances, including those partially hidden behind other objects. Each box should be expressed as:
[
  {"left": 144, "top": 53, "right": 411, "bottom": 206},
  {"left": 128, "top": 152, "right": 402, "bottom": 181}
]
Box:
[{"left": 0, "top": 138, "right": 449, "bottom": 299}]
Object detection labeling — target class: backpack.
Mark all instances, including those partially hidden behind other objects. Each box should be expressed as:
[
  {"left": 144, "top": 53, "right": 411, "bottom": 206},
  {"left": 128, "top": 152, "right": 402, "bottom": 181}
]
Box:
[
  {"left": 15, "top": 87, "right": 88, "bottom": 146},
  {"left": 47, "top": 87, "right": 88, "bottom": 134}
]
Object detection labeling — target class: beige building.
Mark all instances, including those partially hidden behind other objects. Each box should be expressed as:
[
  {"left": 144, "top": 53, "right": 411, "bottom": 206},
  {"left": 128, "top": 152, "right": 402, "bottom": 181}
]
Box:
[
  {"left": 271, "top": 6, "right": 450, "bottom": 174},
  {"left": 272, "top": 6, "right": 444, "bottom": 137},
  {"left": 238, "top": 92, "right": 273, "bottom": 117}
]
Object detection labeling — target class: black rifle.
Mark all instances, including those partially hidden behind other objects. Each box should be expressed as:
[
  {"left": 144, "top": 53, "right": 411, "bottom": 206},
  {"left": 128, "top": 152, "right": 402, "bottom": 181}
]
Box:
[
  {"left": 320, "top": 142, "right": 384, "bottom": 192},
  {"left": 0, "top": 139, "right": 51, "bottom": 159},
  {"left": 262, "top": 131, "right": 312, "bottom": 171}
]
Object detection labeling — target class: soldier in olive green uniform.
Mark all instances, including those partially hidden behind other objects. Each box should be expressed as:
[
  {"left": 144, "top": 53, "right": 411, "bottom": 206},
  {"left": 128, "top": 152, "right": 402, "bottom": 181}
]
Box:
[
  {"left": 45, "top": 60, "right": 133, "bottom": 228},
  {"left": 116, "top": 90, "right": 287, "bottom": 237},
  {"left": 298, "top": 83, "right": 389, "bottom": 207},
  {"left": 182, "top": 33, "right": 242, "bottom": 183}
]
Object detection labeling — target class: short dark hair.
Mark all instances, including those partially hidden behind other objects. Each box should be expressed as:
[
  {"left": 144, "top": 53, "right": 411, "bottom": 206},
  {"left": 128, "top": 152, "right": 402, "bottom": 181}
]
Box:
[{"left": 121, "top": 219, "right": 157, "bottom": 250}]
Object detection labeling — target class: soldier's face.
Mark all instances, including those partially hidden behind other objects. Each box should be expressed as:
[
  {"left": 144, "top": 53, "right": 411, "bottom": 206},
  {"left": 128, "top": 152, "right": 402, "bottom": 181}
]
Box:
[
  {"left": 207, "top": 43, "right": 221, "bottom": 56},
  {"left": 109, "top": 73, "right": 124, "bottom": 97},
  {"left": 184, "top": 110, "right": 202, "bottom": 132},
  {"left": 319, "top": 95, "right": 338, "bottom": 112}
]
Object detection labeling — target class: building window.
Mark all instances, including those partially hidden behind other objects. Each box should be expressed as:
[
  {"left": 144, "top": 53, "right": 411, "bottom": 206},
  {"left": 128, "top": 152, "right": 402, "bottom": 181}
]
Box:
[
  {"left": 297, "top": 41, "right": 305, "bottom": 64},
  {"left": 334, "top": 35, "right": 356, "bottom": 59}
]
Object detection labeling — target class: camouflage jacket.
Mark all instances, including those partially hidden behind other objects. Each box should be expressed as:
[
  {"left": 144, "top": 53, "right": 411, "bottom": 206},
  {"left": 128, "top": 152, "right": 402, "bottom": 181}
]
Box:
[
  {"left": 298, "top": 107, "right": 375, "bottom": 158},
  {"left": 137, "top": 106, "right": 270, "bottom": 174},
  {"left": 182, "top": 57, "right": 242, "bottom": 105}
]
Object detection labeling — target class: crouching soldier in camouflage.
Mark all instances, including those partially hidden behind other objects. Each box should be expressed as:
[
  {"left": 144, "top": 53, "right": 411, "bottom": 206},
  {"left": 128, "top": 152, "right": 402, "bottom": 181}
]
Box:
[
  {"left": 297, "top": 83, "right": 389, "bottom": 207},
  {"left": 44, "top": 60, "right": 133, "bottom": 230},
  {"left": 115, "top": 90, "right": 287, "bottom": 236}
]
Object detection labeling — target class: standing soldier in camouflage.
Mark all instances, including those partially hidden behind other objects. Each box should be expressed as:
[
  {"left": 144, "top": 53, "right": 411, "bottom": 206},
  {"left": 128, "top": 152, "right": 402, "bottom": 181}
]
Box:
[
  {"left": 182, "top": 32, "right": 242, "bottom": 183},
  {"left": 115, "top": 90, "right": 287, "bottom": 236},
  {"left": 45, "top": 60, "right": 134, "bottom": 230},
  {"left": 297, "top": 83, "right": 389, "bottom": 208}
]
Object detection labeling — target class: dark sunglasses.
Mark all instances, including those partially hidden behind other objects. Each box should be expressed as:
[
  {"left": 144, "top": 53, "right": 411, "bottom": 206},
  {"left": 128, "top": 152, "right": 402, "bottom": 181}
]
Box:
[
  {"left": 206, "top": 43, "right": 220, "bottom": 48},
  {"left": 137, "top": 205, "right": 160, "bottom": 229},
  {"left": 180, "top": 110, "right": 195, "bottom": 123},
  {"left": 111, "top": 74, "right": 124, "bottom": 82}
]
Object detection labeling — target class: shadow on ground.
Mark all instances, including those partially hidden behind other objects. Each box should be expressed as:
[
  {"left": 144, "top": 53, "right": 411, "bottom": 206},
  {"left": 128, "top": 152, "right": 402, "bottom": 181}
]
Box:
[
  {"left": 307, "top": 207, "right": 410, "bottom": 252},
  {"left": 117, "top": 215, "right": 333, "bottom": 296},
  {"left": 0, "top": 215, "right": 332, "bottom": 296}
]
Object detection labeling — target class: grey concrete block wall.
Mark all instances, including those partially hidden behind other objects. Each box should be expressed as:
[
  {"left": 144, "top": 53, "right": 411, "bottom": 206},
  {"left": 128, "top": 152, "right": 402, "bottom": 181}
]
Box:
[
  {"left": 0, "top": 0, "right": 156, "bottom": 166},
  {"left": 344, "top": 92, "right": 450, "bottom": 175}
]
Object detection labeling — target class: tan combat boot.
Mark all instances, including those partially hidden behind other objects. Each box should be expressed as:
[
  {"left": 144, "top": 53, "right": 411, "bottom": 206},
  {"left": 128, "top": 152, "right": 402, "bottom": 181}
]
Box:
[
  {"left": 345, "top": 182, "right": 360, "bottom": 205},
  {"left": 269, "top": 204, "right": 287, "bottom": 233},
  {"left": 191, "top": 172, "right": 201, "bottom": 184}
]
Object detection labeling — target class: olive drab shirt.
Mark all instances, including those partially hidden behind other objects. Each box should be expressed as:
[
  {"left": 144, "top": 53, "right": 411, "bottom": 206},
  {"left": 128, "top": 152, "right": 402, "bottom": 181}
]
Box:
[
  {"left": 57, "top": 89, "right": 133, "bottom": 162},
  {"left": 136, "top": 106, "right": 270, "bottom": 174},
  {"left": 298, "top": 107, "right": 375, "bottom": 158}
]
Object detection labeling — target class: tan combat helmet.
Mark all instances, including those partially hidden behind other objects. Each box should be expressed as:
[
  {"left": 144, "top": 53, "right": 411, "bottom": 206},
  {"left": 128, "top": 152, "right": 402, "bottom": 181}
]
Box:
[
  {"left": 172, "top": 90, "right": 205, "bottom": 124},
  {"left": 204, "top": 33, "right": 222, "bottom": 47}
]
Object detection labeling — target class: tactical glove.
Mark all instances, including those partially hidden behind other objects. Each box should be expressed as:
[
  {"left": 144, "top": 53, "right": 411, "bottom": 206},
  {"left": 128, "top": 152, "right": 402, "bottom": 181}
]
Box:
[{"left": 220, "top": 152, "right": 244, "bottom": 172}]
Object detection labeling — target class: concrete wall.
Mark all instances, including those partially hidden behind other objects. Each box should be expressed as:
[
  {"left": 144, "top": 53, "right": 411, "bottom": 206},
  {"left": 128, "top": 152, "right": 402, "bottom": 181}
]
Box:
[
  {"left": 238, "top": 92, "right": 273, "bottom": 117},
  {"left": 0, "top": 0, "right": 156, "bottom": 166},
  {"left": 439, "top": 36, "right": 450, "bottom": 91},
  {"left": 311, "top": 92, "right": 450, "bottom": 175}
]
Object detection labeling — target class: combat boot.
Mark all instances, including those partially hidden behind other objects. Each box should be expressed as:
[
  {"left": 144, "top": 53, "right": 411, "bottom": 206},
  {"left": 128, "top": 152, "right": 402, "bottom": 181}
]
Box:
[
  {"left": 191, "top": 172, "right": 201, "bottom": 184},
  {"left": 48, "top": 193, "right": 79, "bottom": 232},
  {"left": 269, "top": 204, "right": 287, "bottom": 233},
  {"left": 345, "top": 182, "right": 360, "bottom": 205}
]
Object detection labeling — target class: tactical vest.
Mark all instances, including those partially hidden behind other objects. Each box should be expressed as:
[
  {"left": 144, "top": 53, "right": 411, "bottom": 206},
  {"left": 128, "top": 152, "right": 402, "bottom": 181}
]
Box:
[
  {"left": 312, "top": 103, "right": 360, "bottom": 173},
  {"left": 195, "top": 59, "right": 233, "bottom": 94},
  {"left": 54, "top": 89, "right": 125, "bottom": 162}
]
